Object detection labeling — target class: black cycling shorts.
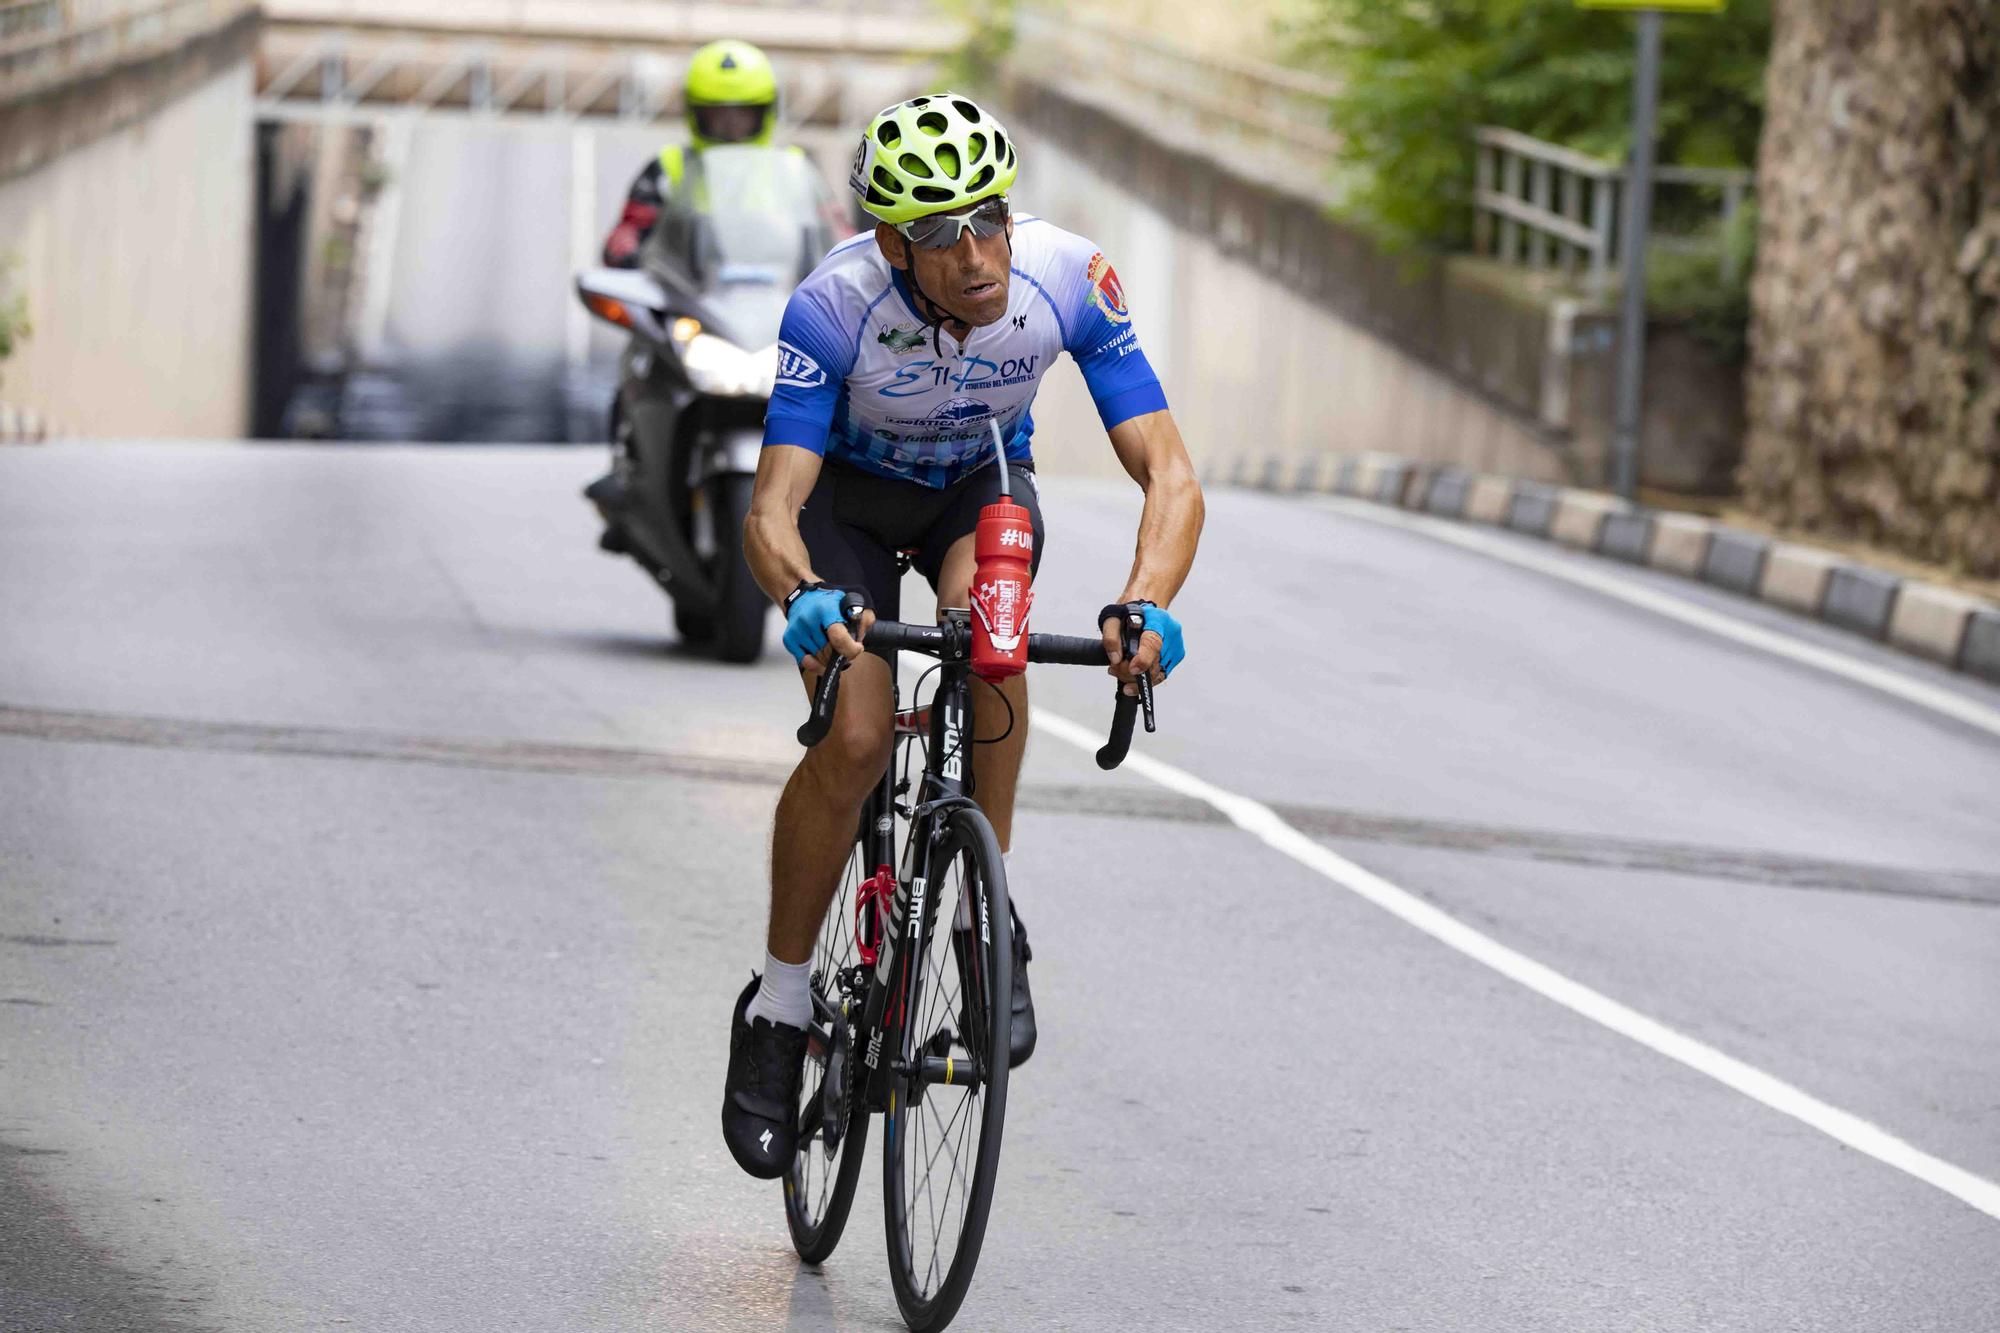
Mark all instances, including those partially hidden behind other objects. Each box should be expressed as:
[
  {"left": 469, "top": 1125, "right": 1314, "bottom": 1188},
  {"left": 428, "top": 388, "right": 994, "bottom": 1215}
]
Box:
[{"left": 797, "top": 458, "right": 1046, "bottom": 637}]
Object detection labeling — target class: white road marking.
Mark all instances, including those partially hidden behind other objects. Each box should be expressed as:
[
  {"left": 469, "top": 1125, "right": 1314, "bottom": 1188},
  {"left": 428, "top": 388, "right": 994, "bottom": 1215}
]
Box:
[
  {"left": 1311, "top": 495, "right": 2000, "bottom": 742},
  {"left": 1031, "top": 706, "right": 2000, "bottom": 1222}
]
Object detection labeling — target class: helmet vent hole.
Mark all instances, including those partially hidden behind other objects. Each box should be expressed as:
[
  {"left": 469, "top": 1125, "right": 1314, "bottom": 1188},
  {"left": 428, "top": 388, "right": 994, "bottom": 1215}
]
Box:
[
  {"left": 875, "top": 122, "right": 901, "bottom": 149},
  {"left": 935, "top": 145, "right": 961, "bottom": 178},
  {"left": 968, "top": 165, "right": 994, "bottom": 192},
  {"left": 992, "top": 130, "right": 1008, "bottom": 159},
  {"left": 916, "top": 111, "right": 950, "bottom": 137},
  {"left": 872, "top": 165, "right": 902, "bottom": 193},
  {"left": 908, "top": 96, "right": 930, "bottom": 107},
  {"left": 898, "top": 152, "right": 934, "bottom": 179},
  {"left": 966, "top": 132, "right": 987, "bottom": 162},
  {"left": 953, "top": 99, "right": 981, "bottom": 123},
  {"left": 913, "top": 185, "right": 955, "bottom": 204},
  {"left": 866, "top": 185, "right": 894, "bottom": 208}
]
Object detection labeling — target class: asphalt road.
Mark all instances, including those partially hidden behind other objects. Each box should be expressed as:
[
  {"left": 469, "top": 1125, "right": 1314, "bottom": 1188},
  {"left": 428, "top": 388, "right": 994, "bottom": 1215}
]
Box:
[{"left": 3, "top": 444, "right": 1996, "bottom": 1331}]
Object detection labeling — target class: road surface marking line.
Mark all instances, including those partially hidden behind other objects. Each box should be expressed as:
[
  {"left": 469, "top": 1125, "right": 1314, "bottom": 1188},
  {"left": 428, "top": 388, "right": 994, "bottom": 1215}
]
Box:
[
  {"left": 1310, "top": 496, "right": 2000, "bottom": 742},
  {"left": 1031, "top": 706, "right": 2000, "bottom": 1222}
]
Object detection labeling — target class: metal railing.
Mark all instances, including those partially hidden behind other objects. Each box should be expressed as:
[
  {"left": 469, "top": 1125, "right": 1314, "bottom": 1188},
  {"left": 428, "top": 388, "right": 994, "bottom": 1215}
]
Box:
[
  {"left": 1473, "top": 125, "right": 1752, "bottom": 299},
  {"left": 0, "top": 0, "right": 255, "bottom": 101},
  {"left": 1010, "top": 5, "right": 1343, "bottom": 199}
]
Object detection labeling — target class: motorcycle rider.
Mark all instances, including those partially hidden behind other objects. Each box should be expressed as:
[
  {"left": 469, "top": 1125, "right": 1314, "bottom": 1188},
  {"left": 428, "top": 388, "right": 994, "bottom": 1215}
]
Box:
[{"left": 601, "top": 38, "right": 783, "bottom": 268}]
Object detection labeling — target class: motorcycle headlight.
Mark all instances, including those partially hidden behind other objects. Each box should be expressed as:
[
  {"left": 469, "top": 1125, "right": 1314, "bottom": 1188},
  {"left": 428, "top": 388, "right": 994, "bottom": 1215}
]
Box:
[{"left": 680, "top": 333, "right": 777, "bottom": 398}]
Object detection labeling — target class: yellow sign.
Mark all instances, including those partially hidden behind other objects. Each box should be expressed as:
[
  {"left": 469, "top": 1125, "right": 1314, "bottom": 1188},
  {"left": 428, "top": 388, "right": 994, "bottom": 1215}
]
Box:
[{"left": 1577, "top": 0, "right": 1725, "bottom": 11}]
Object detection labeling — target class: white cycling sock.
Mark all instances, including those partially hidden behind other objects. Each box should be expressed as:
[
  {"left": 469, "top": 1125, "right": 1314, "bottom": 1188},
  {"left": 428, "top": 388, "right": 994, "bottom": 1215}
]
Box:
[{"left": 745, "top": 952, "right": 812, "bottom": 1031}]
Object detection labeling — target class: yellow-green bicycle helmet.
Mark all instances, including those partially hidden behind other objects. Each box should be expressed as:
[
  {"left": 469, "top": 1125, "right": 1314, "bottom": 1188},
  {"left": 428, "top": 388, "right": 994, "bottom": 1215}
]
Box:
[
  {"left": 849, "top": 93, "right": 1019, "bottom": 224},
  {"left": 685, "top": 40, "right": 777, "bottom": 148}
]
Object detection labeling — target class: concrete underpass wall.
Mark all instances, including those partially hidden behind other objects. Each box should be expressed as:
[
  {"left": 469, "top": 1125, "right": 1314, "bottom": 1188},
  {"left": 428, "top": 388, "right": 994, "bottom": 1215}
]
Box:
[
  {"left": 0, "top": 43, "right": 255, "bottom": 438},
  {"left": 1017, "top": 136, "right": 1563, "bottom": 483},
  {"left": 1008, "top": 102, "right": 1567, "bottom": 484}
]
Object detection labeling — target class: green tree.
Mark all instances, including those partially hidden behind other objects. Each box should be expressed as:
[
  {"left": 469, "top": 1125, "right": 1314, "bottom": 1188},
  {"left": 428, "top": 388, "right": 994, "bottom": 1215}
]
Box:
[
  {"left": 0, "top": 254, "right": 29, "bottom": 387},
  {"left": 1292, "top": 0, "right": 1771, "bottom": 251}
]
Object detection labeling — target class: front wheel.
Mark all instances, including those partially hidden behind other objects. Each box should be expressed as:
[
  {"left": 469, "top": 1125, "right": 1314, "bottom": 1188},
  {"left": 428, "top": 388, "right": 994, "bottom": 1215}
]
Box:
[
  {"left": 707, "top": 473, "right": 766, "bottom": 664},
  {"left": 882, "top": 807, "right": 1012, "bottom": 1332}
]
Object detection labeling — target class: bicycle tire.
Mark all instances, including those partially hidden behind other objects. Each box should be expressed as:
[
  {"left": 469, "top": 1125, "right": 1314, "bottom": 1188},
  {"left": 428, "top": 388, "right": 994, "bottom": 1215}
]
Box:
[
  {"left": 881, "top": 805, "right": 1012, "bottom": 1332},
  {"left": 783, "top": 839, "right": 874, "bottom": 1263}
]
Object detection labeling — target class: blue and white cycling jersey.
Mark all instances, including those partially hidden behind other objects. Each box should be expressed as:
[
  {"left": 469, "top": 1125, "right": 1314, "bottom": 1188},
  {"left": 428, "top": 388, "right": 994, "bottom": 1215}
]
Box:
[{"left": 761, "top": 216, "right": 1167, "bottom": 489}]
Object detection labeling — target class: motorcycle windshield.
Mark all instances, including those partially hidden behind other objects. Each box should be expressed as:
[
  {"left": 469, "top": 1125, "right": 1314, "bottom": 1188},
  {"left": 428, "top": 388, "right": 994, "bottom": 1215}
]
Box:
[{"left": 641, "top": 145, "right": 842, "bottom": 349}]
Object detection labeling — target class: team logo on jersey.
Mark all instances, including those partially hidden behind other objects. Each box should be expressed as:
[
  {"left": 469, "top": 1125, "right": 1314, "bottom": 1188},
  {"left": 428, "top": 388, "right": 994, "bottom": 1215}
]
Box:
[
  {"left": 776, "top": 341, "right": 825, "bottom": 388},
  {"left": 1086, "top": 251, "right": 1130, "bottom": 324},
  {"left": 929, "top": 397, "right": 993, "bottom": 424},
  {"left": 877, "top": 325, "right": 927, "bottom": 354}
]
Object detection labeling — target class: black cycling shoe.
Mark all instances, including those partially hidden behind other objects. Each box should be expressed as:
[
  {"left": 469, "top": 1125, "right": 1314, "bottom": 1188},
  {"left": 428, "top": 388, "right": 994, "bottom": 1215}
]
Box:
[
  {"left": 954, "top": 903, "right": 1037, "bottom": 1069},
  {"left": 721, "top": 975, "right": 810, "bottom": 1179}
]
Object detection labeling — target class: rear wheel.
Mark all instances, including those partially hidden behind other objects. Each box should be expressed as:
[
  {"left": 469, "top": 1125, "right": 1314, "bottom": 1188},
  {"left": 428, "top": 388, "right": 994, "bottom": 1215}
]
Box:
[
  {"left": 784, "top": 833, "right": 875, "bottom": 1263},
  {"left": 882, "top": 806, "right": 1011, "bottom": 1331}
]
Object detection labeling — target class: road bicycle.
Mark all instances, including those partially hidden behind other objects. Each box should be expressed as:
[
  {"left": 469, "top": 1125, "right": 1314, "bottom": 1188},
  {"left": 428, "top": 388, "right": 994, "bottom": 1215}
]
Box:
[{"left": 781, "top": 605, "right": 1154, "bottom": 1332}]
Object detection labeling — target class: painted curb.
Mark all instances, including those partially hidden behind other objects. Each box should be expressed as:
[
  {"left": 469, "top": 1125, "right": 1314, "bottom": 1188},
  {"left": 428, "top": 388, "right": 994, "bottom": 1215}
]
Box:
[
  {"left": 1649, "top": 514, "right": 1715, "bottom": 577},
  {"left": 1889, "top": 585, "right": 1989, "bottom": 666},
  {"left": 1552, "top": 490, "right": 1625, "bottom": 550},
  {"left": 1218, "top": 452, "right": 2000, "bottom": 692},
  {"left": 1824, "top": 566, "right": 1901, "bottom": 641},
  {"left": 1466, "top": 475, "right": 1515, "bottom": 526},
  {"left": 1964, "top": 611, "right": 2000, "bottom": 686},
  {"left": 1426, "top": 471, "right": 1472, "bottom": 518},
  {"left": 1597, "top": 510, "right": 1656, "bottom": 565},
  {"left": 1702, "top": 529, "right": 1770, "bottom": 596},
  {"left": 1758, "top": 543, "right": 1841, "bottom": 616}
]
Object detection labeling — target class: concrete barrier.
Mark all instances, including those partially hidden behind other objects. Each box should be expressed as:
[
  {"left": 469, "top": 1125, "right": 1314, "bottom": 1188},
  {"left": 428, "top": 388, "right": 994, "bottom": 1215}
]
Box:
[
  {"left": 1888, "top": 584, "right": 1991, "bottom": 666},
  {"left": 1702, "top": 529, "right": 1770, "bottom": 595},
  {"left": 1824, "top": 566, "right": 1901, "bottom": 640},
  {"left": 1648, "top": 514, "right": 1716, "bottom": 576},
  {"left": 1550, "top": 490, "right": 1623, "bottom": 549},
  {"left": 1963, "top": 610, "right": 2000, "bottom": 685},
  {"left": 1465, "top": 475, "right": 1515, "bottom": 525},
  {"left": 1757, "top": 543, "right": 1841, "bottom": 616}
]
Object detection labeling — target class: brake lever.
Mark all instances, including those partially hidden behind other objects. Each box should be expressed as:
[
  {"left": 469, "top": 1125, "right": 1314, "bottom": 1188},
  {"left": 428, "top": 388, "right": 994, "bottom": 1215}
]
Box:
[{"left": 1122, "top": 615, "right": 1157, "bottom": 733}]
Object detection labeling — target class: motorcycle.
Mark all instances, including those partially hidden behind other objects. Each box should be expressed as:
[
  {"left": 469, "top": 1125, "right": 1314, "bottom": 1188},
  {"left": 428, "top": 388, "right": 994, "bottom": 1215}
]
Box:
[{"left": 576, "top": 145, "right": 842, "bottom": 662}]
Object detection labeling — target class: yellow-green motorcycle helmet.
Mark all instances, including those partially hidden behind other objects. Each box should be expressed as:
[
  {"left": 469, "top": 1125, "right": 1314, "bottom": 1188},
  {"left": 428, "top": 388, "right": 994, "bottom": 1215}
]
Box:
[
  {"left": 849, "top": 93, "right": 1018, "bottom": 224},
  {"left": 685, "top": 39, "right": 777, "bottom": 148}
]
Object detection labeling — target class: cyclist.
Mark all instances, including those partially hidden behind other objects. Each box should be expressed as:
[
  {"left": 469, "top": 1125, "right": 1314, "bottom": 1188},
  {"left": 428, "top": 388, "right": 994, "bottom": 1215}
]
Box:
[
  {"left": 721, "top": 93, "right": 1204, "bottom": 1178},
  {"left": 601, "top": 39, "right": 784, "bottom": 267}
]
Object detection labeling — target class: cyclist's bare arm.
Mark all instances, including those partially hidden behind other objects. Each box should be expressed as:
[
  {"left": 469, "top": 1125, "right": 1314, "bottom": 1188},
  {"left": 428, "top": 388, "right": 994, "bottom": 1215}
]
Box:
[
  {"left": 744, "top": 443, "right": 872, "bottom": 670},
  {"left": 1102, "top": 408, "right": 1205, "bottom": 683}
]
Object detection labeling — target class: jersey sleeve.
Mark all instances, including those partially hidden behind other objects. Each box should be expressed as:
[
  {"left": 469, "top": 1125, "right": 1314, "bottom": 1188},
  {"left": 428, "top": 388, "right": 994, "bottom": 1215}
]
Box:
[
  {"left": 1058, "top": 243, "right": 1168, "bottom": 431},
  {"left": 763, "top": 281, "right": 855, "bottom": 454}
]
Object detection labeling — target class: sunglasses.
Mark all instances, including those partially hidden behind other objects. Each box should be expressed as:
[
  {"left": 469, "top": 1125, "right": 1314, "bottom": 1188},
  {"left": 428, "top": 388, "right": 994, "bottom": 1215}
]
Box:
[{"left": 893, "top": 197, "right": 1010, "bottom": 251}]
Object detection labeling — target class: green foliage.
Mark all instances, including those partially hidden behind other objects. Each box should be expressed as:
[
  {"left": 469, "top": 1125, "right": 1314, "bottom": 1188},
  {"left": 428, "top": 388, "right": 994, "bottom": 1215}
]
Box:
[
  {"left": 1291, "top": 0, "right": 1770, "bottom": 252},
  {"left": 0, "top": 254, "right": 29, "bottom": 381},
  {"left": 940, "top": 0, "right": 1018, "bottom": 89},
  {"left": 1646, "top": 198, "right": 1757, "bottom": 364}
]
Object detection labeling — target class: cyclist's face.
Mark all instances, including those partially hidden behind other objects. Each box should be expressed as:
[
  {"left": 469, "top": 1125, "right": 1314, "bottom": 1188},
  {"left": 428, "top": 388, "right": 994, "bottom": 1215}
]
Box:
[{"left": 876, "top": 214, "right": 1014, "bottom": 328}]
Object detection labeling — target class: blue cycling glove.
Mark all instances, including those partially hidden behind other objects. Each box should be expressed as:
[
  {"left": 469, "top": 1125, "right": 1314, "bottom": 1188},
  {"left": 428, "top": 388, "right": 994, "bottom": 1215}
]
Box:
[
  {"left": 1141, "top": 603, "right": 1186, "bottom": 678},
  {"left": 783, "top": 583, "right": 865, "bottom": 663},
  {"left": 1100, "top": 601, "right": 1186, "bottom": 679}
]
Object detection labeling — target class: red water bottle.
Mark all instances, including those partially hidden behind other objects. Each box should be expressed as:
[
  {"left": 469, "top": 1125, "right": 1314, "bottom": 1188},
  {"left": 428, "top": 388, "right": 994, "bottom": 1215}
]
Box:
[{"left": 970, "top": 496, "right": 1034, "bottom": 680}]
